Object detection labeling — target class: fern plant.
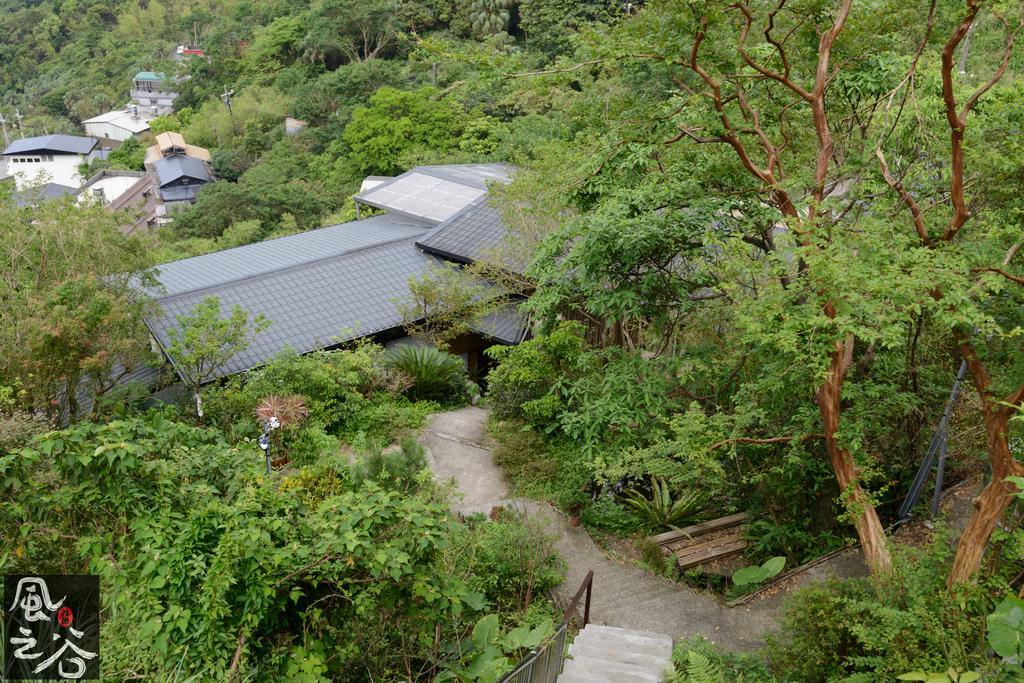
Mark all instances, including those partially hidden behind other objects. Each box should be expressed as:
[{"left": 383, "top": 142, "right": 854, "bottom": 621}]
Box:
[
  {"left": 681, "top": 650, "right": 722, "bottom": 683},
  {"left": 621, "top": 476, "right": 707, "bottom": 530},
  {"left": 383, "top": 345, "right": 467, "bottom": 402}
]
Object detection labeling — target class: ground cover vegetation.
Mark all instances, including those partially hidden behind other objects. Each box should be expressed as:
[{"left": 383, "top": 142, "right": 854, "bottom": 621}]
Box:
[
  {"left": 0, "top": 346, "right": 564, "bottom": 679},
  {"left": 1, "top": 0, "right": 1022, "bottom": 679}
]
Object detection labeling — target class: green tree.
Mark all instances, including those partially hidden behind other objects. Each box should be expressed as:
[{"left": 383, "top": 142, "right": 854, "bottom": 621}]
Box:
[
  {"left": 107, "top": 137, "right": 145, "bottom": 171},
  {"left": 0, "top": 199, "right": 154, "bottom": 419},
  {"left": 302, "top": 0, "right": 403, "bottom": 67},
  {"left": 164, "top": 297, "right": 270, "bottom": 418},
  {"left": 518, "top": 0, "right": 619, "bottom": 55},
  {"left": 342, "top": 86, "right": 463, "bottom": 175},
  {"left": 508, "top": 0, "right": 1023, "bottom": 581},
  {"left": 148, "top": 113, "right": 182, "bottom": 135},
  {"left": 470, "top": 0, "right": 513, "bottom": 38},
  {"left": 290, "top": 58, "right": 405, "bottom": 123},
  {"left": 396, "top": 262, "right": 501, "bottom": 349}
]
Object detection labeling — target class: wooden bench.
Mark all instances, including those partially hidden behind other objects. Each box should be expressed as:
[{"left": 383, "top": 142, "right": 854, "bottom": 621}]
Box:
[{"left": 649, "top": 512, "right": 749, "bottom": 571}]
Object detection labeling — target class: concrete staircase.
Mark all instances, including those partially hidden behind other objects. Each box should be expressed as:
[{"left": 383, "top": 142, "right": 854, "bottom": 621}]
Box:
[{"left": 557, "top": 624, "right": 674, "bottom": 682}]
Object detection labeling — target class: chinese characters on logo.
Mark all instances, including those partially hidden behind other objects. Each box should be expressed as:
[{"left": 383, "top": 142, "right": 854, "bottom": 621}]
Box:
[{"left": 4, "top": 575, "right": 99, "bottom": 680}]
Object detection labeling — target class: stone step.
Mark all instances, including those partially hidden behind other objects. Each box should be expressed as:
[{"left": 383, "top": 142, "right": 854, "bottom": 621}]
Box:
[
  {"left": 557, "top": 669, "right": 656, "bottom": 683},
  {"left": 568, "top": 642, "right": 671, "bottom": 671},
  {"left": 560, "top": 658, "right": 663, "bottom": 683},
  {"left": 558, "top": 624, "right": 675, "bottom": 683},
  {"left": 577, "top": 624, "right": 674, "bottom": 651},
  {"left": 572, "top": 632, "right": 673, "bottom": 660}
]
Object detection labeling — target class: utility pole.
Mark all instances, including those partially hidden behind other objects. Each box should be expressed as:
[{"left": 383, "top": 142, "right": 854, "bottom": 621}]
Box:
[
  {"left": 13, "top": 108, "right": 25, "bottom": 138},
  {"left": 193, "top": 21, "right": 199, "bottom": 47},
  {"left": 0, "top": 112, "right": 9, "bottom": 148},
  {"left": 222, "top": 87, "right": 235, "bottom": 135}
]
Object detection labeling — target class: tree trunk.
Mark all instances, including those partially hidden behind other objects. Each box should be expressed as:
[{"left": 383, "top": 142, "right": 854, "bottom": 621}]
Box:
[
  {"left": 948, "top": 405, "right": 1023, "bottom": 584},
  {"left": 816, "top": 336, "right": 894, "bottom": 576}
]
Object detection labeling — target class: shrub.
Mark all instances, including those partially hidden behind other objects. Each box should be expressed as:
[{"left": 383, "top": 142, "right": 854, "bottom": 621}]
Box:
[
  {"left": 765, "top": 538, "right": 1002, "bottom": 681},
  {"left": 383, "top": 345, "right": 467, "bottom": 403},
  {"left": 203, "top": 347, "right": 381, "bottom": 437},
  {"left": 351, "top": 438, "right": 429, "bottom": 493},
  {"left": 490, "top": 421, "right": 552, "bottom": 481},
  {"left": 485, "top": 321, "right": 587, "bottom": 427},
  {"left": 580, "top": 497, "right": 649, "bottom": 536},
  {"left": 334, "top": 394, "right": 440, "bottom": 446},
  {"left": 0, "top": 385, "right": 49, "bottom": 451},
  {"left": 667, "top": 637, "right": 774, "bottom": 682},
  {"left": 638, "top": 537, "right": 670, "bottom": 574},
  {"left": 279, "top": 463, "right": 350, "bottom": 509},
  {"left": 202, "top": 346, "right": 436, "bottom": 449},
  {"left": 557, "top": 347, "right": 680, "bottom": 455},
  {"left": 487, "top": 420, "right": 592, "bottom": 511},
  {"left": 283, "top": 424, "right": 341, "bottom": 467},
  {"left": 459, "top": 510, "right": 566, "bottom": 613}
]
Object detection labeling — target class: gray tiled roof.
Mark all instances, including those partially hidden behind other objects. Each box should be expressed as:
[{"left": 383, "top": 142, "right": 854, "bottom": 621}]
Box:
[
  {"left": 154, "top": 156, "right": 211, "bottom": 186},
  {"left": 145, "top": 165, "right": 519, "bottom": 383},
  {"left": 15, "top": 182, "right": 76, "bottom": 206},
  {"left": 354, "top": 163, "right": 511, "bottom": 224},
  {"left": 416, "top": 198, "right": 524, "bottom": 271},
  {"left": 149, "top": 238, "right": 444, "bottom": 379},
  {"left": 147, "top": 214, "right": 431, "bottom": 297},
  {"left": 2, "top": 134, "right": 98, "bottom": 156},
  {"left": 469, "top": 304, "right": 529, "bottom": 344}
]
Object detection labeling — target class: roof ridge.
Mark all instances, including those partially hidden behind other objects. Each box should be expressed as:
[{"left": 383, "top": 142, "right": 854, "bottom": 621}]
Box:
[
  {"left": 151, "top": 213, "right": 421, "bottom": 269},
  {"left": 153, "top": 231, "right": 425, "bottom": 303},
  {"left": 417, "top": 195, "right": 490, "bottom": 243}
]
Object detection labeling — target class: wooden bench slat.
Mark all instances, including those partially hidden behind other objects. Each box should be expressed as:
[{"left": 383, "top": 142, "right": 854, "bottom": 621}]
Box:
[
  {"left": 676, "top": 539, "right": 748, "bottom": 570},
  {"left": 670, "top": 531, "right": 745, "bottom": 558},
  {"left": 649, "top": 512, "right": 749, "bottom": 546},
  {"left": 666, "top": 529, "right": 743, "bottom": 554}
]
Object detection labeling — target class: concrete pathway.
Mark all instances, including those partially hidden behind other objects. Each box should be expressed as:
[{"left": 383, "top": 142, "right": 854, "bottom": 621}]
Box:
[
  {"left": 421, "top": 406, "right": 982, "bottom": 654},
  {"left": 421, "top": 406, "right": 784, "bottom": 652}
]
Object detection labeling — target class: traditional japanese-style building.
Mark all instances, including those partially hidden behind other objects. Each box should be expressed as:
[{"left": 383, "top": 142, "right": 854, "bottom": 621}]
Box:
[{"left": 143, "top": 164, "right": 527, "bottom": 384}]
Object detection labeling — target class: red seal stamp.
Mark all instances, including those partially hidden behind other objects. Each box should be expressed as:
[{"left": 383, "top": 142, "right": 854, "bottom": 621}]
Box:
[{"left": 57, "top": 605, "right": 74, "bottom": 628}]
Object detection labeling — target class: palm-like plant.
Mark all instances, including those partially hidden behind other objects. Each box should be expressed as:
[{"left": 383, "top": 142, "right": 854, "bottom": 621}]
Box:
[
  {"left": 383, "top": 345, "right": 467, "bottom": 402},
  {"left": 255, "top": 394, "right": 309, "bottom": 427},
  {"left": 621, "top": 476, "right": 708, "bottom": 530},
  {"left": 470, "top": 0, "right": 513, "bottom": 38}
]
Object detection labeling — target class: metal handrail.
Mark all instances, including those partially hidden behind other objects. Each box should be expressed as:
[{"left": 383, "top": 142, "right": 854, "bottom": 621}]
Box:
[
  {"left": 560, "top": 570, "right": 593, "bottom": 629},
  {"left": 497, "top": 570, "right": 593, "bottom": 683}
]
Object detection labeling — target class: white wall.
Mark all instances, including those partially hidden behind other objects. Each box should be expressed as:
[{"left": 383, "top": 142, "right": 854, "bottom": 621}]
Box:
[
  {"left": 79, "top": 175, "right": 142, "bottom": 205},
  {"left": 83, "top": 121, "right": 133, "bottom": 142},
  {"left": 3, "top": 153, "right": 86, "bottom": 190}
]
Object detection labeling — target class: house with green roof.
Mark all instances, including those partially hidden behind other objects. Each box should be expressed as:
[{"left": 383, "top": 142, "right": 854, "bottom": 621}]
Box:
[{"left": 131, "top": 71, "right": 180, "bottom": 116}]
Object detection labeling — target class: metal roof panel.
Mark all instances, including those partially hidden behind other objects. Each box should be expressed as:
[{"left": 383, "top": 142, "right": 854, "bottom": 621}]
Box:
[{"left": 2, "top": 135, "right": 98, "bottom": 156}]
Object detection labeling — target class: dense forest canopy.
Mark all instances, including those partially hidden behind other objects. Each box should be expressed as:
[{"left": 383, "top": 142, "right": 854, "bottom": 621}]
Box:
[{"left": 1, "top": 0, "right": 1023, "bottom": 680}]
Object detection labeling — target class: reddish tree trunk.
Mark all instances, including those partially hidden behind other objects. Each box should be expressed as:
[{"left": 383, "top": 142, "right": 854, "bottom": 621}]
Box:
[
  {"left": 948, "top": 342, "right": 1024, "bottom": 585},
  {"left": 948, "top": 414, "right": 1022, "bottom": 584},
  {"left": 817, "top": 336, "right": 893, "bottom": 575}
]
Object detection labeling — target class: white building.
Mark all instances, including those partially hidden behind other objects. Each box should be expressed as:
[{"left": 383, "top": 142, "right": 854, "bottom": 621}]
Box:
[
  {"left": 83, "top": 108, "right": 151, "bottom": 142},
  {"left": 0, "top": 135, "right": 100, "bottom": 190},
  {"left": 130, "top": 72, "right": 180, "bottom": 117},
  {"left": 77, "top": 169, "right": 150, "bottom": 206}
]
